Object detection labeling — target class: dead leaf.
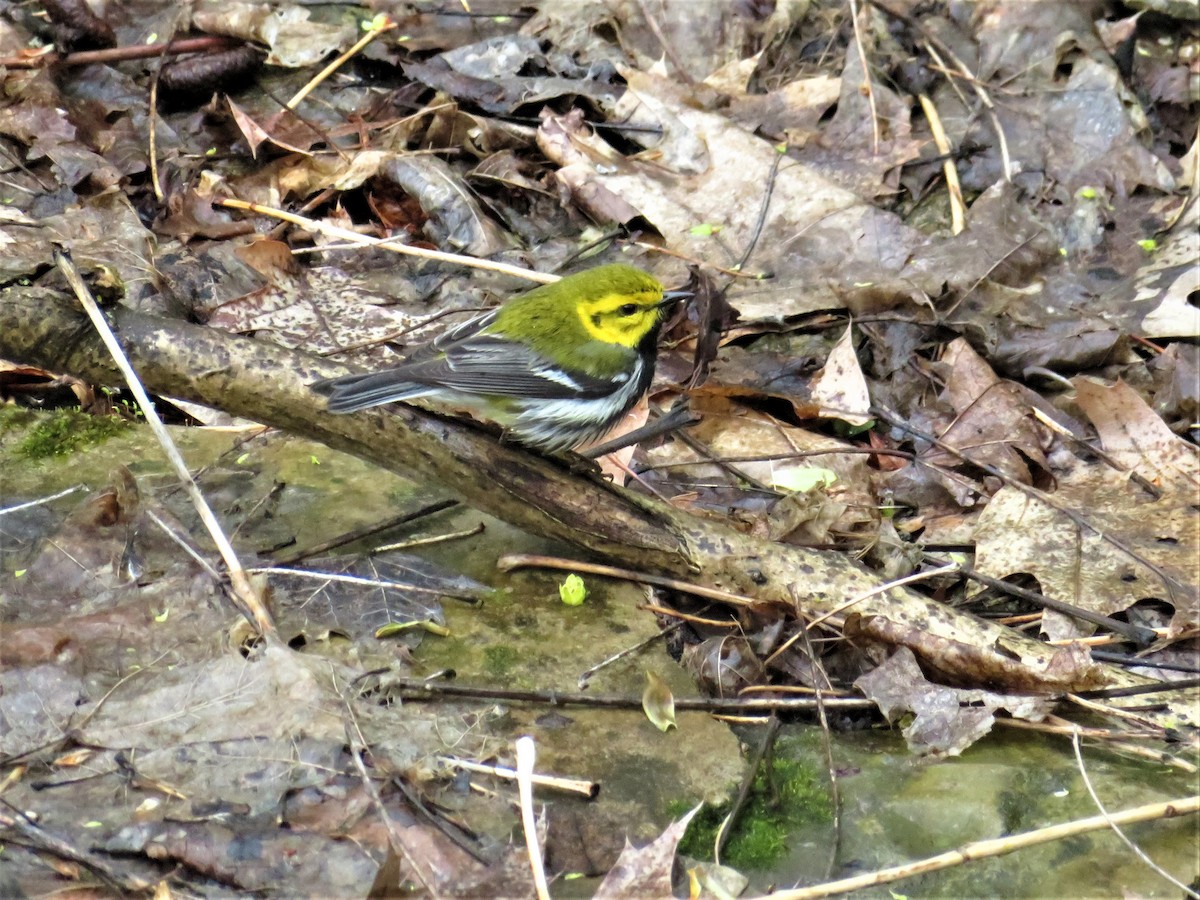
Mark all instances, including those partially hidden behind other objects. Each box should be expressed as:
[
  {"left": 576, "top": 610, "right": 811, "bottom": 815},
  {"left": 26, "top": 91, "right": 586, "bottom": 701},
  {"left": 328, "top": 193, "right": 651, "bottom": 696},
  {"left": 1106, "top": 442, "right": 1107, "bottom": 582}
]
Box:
[
  {"left": 593, "top": 804, "right": 702, "bottom": 899},
  {"left": 855, "top": 648, "right": 1056, "bottom": 756},
  {"left": 642, "top": 670, "right": 677, "bottom": 732},
  {"left": 811, "top": 324, "right": 871, "bottom": 426}
]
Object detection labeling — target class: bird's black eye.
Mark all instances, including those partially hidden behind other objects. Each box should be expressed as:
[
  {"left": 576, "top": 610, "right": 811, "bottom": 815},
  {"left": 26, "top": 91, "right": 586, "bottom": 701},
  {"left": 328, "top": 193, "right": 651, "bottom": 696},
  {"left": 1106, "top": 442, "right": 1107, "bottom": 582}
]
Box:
[{"left": 618, "top": 303, "right": 638, "bottom": 316}]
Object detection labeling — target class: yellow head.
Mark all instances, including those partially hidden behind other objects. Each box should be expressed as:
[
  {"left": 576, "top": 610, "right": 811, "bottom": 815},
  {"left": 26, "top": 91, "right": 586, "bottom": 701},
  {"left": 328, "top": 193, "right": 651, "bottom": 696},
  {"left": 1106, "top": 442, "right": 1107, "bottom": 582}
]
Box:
[
  {"left": 493, "top": 263, "right": 673, "bottom": 354},
  {"left": 575, "top": 271, "right": 668, "bottom": 347}
]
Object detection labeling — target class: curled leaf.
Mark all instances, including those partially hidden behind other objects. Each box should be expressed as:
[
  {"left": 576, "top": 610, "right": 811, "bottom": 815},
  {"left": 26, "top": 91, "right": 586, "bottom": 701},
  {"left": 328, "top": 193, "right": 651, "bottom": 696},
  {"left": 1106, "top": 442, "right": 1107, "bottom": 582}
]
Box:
[{"left": 642, "top": 671, "right": 677, "bottom": 732}]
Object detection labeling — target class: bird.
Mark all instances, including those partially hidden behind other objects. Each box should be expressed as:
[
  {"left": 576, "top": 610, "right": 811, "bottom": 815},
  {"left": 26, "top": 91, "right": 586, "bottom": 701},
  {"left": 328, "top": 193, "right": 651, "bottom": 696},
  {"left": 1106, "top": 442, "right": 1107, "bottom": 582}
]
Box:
[{"left": 311, "top": 263, "right": 687, "bottom": 452}]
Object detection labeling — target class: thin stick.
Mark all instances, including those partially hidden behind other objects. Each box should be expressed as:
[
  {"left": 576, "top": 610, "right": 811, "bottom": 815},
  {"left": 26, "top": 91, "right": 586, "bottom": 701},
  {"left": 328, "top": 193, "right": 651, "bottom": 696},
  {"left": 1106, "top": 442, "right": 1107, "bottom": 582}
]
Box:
[
  {"left": 248, "top": 566, "right": 481, "bottom": 602},
  {"left": 633, "top": 0, "right": 694, "bottom": 84},
  {"left": 375, "top": 522, "right": 484, "bottom": 552},
  {"left": 515, "top": 736, "right": 551, "bottom": 900},
  {"left": 800, "top": 562, "right": 959, "bottom": 633},
  {"left": 639, "top": 604, "right": 738, "bottom": 628},
  {"left": 0, "top": 35, "right": 242, "bottom": 69},
  {"left": 867, "top": 0, "right": 1013, "bottom": 182},
  {"left": 1029, "top": 406, "right": 1161, "bottom": 498},
  {"left": 630, "top": 239, "right": 767, "bottom": 279},
  {"left": 996, "top": 718, "right": 1197, "bottom": 772},
  {"left": 923, "top": 553, "right": 1157, "bottom": 645},
  {"left": 54, "top": 250, "right": 274, "bottom": 636},
  {"left": 925, "top": 40, "right": 1013, "bottom": 183},
  {"left": 793, "top": 600, "right": 843, "bottom": 881},
  {"left": 736, "top": 148, "right": 786, "bottom": 270},
  {"left": 497, "top": 553, "right": 761, "bottom": 608},
  {"left": 577, "top": 617, "right": 684, "bottom": 689},
  {"left": 875, "top": 404, "right": 1189, "bottom": 604},
  {"left": 715, "top": 715, "right": 780, "bottom": 864},
  {"left": 917, "top": 93, "right": 965, "bottom": 233},
  {"left": 0, "top": 484, "right": 85, "bottom": 515},
  {"left": 271, "top": 498, "right": 459, "bottom": 565},
  {"left": 437, "top": 755, "right": 599, "bottom": 798},
  {"left": 848, "top": 0, "right": 880, "bottom": 155},
  {"left": 754, "top": 794, "right": 1200, "bottom": 900},
  {"left": 342, "top": 716, "right": 433, "bottom": 892},
  {"left": 739, "top": 684, "right": 854, "bottom": 698},
  {"left": 218, "top": 198, "right": 557, "bottom": 284},
  {"left": 380, "top": 677, "right": 873, "bottom": 712},
  {"left": 287, "top": 16, "right": 396, "bottom": 110},
  {"left": 145, "top": 508, "right": 223, "bottom": 581},
  {"left": 0, "top": 801, "right": 150, "bottom": 892},
  {"left": 1071, "top": 729, "right": 1199, "bottom": 898}
]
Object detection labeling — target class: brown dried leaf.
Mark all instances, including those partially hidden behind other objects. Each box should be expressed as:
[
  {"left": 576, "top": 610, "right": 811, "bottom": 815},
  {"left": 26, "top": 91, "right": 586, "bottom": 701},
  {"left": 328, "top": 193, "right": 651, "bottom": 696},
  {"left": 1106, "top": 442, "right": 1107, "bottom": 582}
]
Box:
[
  {"left": 976, "top": 379, "right": 1199, "bottom": 639},
  {"left": 855, "top": 648, "right": 1056, "bottom": 756},
  {"left": 811, "top": 325, "right": 871, "bottom": 426},
  {"left": 846, "top": 614, "right": 1107, "bottom": 694},
  {"left": 593, "top": 804, "right": 701, "bottom": 899},
  {"left": 924, "top": 338, "right": 1055, "bottom": 500}
]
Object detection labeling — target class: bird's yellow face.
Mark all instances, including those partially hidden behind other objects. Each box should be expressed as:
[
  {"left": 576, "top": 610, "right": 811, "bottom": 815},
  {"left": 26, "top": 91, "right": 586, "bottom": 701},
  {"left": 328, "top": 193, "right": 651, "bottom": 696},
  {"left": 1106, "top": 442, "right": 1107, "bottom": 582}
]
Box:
[{"left": 576, "top": 289, "right": 666, "bottom": 347}]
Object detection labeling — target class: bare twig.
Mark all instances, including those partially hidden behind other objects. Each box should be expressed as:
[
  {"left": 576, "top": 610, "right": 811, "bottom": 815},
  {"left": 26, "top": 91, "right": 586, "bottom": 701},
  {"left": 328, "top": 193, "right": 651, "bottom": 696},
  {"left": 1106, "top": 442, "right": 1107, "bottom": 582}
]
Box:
[
  {"left": 794, "top": 603, "right": 843, "bottom": 880},
  {"left": 1071, "top": 729, "right": 1200, "bottom": 899},
  {"left": 248, "top": 565, "right": 481, "bottom": 602},
  {"left": 370, "top": 676, "right": 873, "bottom": 713},
  {"left": 754, "top": 794, "right": 1200, "bottom": 899},
  {"left": 145, "top": 508, "right": 223, "bottom": 581},
  {"left": 271, "top": 498, "right": 459, "bottom": 565},
  {"left": 633, "top": 0, "right": 694, "bottom": 84},
  {"left": 515, "top": 736, "right": 551, "bottom": 900},
  {"left": 375, "top": 521, "right": 484, "bottom": 553},
  {"left": 800, "top": 562, "right": 960, "bottom": 633},
  {"left": 0, "top": 484, "right": 85, "bottom": 515},
  {"left": 867, "top": 0, "right": 1012, "bottom": 182},
  {"left": 631, "top": 239, "right": 769, "bottom": 279},
  {"left": 345, "top": 733, "right": 433, "bottom": 892},
  {"left": 923, "top": 554, "right": 1158, "bottom": 646},
  {"left": 578, "top": 614, "right": 684, "bottom": 689},
  {"left": 917, "top": 93, "right": 965, "bottom": 233},
  {"left": 848, "top": 0, "right": 880, "bottom": 155},
  {"left": 715, "top": 715, "right": 781, "bottom": 864},
  {"left": 997, "top": 718, "right": 1197, "bottom": 772},
  {"left": 0, "top": 35, "right": 242, "bottom": 69},
  {"left": 438, "top": 755, "right": 599, "bottom": 798},
  {"left": 0, "top": 800, "right": 151, "bottom": 892},
  {"left": 498, "top": 553, "right": 763, "bottom": 608},
  {"left": 1029, "top": 406, "right": 1161, "bottom": 498},
  {"left": 218, "top": 199, "right": 557, "bottom": 284},
  {"left": 54, "top": 249, "right": 274, "bottom": 636},
  {"left": 737, "top": 148, "right": 786, "bottom": 270},
  {"left": 287, "top": 15, "right": 396, "bottom": 109}
]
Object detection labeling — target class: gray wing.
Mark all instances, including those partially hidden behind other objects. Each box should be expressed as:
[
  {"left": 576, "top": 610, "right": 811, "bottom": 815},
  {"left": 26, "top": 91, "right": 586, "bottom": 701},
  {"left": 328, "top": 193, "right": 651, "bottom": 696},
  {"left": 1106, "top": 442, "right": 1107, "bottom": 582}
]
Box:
[
  {"left": 402, "top": 334, "right": 628, "bottom": 399},
  {"left": 313, "top": 314, "right": 630, "bottom": 412}
]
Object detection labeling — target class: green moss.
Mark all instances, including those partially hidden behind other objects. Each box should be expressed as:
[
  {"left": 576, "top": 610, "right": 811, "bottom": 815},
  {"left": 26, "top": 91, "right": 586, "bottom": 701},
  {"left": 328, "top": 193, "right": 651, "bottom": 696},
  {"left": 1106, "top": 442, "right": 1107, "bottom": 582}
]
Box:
[
  {"left": 482, "top": 644, "right": 519, "bottom": 678},
  {"left": 15, "top": 409, "right": 132, "bottom": 459},
  {"left": 673, "top": 756, "right": 832, "bottom": 869}
]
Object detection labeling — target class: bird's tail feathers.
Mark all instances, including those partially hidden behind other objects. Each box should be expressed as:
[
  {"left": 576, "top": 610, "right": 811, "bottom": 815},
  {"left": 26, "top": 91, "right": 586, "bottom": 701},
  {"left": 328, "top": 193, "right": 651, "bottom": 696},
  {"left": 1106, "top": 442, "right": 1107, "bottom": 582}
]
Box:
[{"left": 312, "top": 372, "right": 433, "bottom": 414}]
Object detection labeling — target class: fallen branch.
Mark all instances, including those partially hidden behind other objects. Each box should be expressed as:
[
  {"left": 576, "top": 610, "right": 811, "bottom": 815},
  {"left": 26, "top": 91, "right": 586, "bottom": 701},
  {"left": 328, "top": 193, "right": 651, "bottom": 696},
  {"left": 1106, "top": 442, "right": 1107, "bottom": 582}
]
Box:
[{"left": 0, "top": 287, "right": 1193, "bottom": 730}]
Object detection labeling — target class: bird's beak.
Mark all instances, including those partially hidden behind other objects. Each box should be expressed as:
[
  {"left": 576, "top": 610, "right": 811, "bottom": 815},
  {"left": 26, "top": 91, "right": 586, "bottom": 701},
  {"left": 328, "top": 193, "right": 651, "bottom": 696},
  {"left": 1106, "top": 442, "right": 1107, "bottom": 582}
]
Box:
[{"left": 660, "top": 289, "right": 691, "bottom": 308}]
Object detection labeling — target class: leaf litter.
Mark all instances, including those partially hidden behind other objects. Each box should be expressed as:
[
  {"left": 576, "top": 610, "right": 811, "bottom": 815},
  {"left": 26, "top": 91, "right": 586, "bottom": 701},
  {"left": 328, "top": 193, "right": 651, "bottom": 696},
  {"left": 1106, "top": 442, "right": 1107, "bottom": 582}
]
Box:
[{"left": 0, "top": 0, "right": 1198, "bottom": 895}]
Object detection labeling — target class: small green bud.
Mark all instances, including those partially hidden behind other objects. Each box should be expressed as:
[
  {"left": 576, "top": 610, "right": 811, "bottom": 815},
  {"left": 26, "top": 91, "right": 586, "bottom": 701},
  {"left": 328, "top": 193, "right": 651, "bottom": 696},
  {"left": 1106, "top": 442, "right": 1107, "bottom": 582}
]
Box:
[{"left": 559, "top": 574, "right": 587, "bottom": 606}]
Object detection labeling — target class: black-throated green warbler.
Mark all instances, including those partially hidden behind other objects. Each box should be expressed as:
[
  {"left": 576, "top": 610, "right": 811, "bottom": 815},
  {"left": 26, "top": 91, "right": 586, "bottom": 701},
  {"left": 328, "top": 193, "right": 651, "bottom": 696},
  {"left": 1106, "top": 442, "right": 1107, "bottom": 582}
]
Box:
[{"left": 312, "top": 264, "right": 685, "bottom": 452}]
